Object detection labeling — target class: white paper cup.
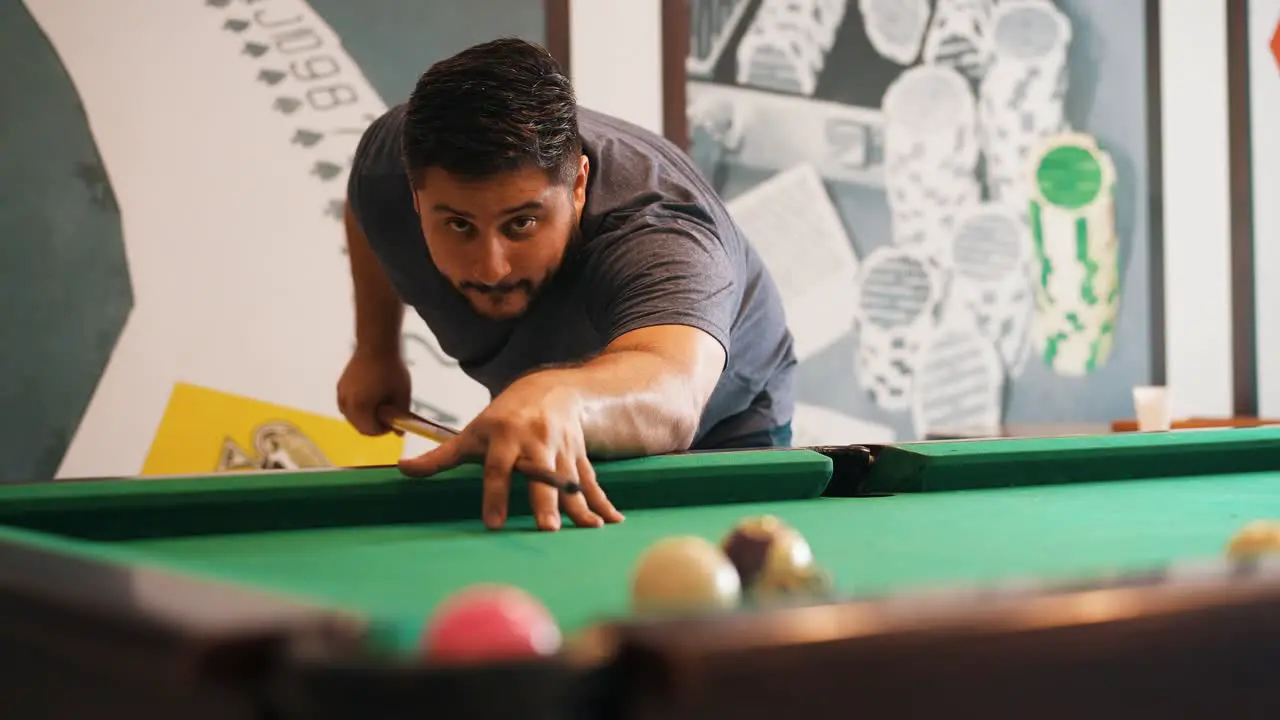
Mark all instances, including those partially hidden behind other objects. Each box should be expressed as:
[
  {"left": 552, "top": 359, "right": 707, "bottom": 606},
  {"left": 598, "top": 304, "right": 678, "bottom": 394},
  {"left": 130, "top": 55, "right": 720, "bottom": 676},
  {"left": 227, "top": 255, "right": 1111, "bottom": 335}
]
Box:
[{"left": 1132, "top": 386, "right": 1172, "bottom": 431}]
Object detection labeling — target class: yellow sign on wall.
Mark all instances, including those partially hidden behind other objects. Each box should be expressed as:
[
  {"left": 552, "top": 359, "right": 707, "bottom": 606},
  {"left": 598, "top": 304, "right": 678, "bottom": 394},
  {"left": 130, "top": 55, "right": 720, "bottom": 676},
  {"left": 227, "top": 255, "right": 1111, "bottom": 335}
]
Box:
[{"left": 142, "top": 383, "right": 402, "bottom": 475}]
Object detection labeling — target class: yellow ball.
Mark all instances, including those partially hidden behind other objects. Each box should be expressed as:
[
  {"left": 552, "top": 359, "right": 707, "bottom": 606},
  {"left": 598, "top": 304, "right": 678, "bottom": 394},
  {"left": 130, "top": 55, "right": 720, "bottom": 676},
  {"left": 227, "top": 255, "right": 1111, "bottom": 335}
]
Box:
[
  {"left": 631, "top": 536, "right": 742, "bottom": 615},
  {"left": 1227, "top": 520, "right": 1280, "bottom": 558}
]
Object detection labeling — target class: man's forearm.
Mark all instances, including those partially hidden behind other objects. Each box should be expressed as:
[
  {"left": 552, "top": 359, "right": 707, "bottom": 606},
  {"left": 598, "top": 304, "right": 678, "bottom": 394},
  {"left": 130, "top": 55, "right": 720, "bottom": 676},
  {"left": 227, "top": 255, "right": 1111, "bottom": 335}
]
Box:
[
  {"left": 533, "top": 351, "right": 704, "bottom": 458},
  {"left": 344, "top": 201, "right": 404, "bottom": 355}
]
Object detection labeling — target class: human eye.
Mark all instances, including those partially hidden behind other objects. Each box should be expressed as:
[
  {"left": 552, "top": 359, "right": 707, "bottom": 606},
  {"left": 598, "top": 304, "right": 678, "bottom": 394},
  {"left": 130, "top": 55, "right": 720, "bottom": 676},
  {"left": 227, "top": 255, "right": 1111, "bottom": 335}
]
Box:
[
  {"left": 444, "top": 217, "right": 473, "bottom": 234},
  {"left": 507, "top": 216, "right": 538, "bottom": 235}
]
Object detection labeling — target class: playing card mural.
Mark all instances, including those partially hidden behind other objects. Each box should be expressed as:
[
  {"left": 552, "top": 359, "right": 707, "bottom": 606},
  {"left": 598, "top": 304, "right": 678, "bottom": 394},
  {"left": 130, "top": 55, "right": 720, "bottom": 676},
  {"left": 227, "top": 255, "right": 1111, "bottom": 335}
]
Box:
[{"left": 0, "top": 0, "right": 552, "bottom": 480}]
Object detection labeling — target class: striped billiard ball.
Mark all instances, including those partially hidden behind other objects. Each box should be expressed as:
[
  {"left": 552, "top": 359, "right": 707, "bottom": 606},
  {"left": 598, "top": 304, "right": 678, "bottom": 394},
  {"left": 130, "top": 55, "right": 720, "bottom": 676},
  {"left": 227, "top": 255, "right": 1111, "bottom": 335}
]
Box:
[{"left": 720, "top": 515, "right": 825, "bottom": 599}]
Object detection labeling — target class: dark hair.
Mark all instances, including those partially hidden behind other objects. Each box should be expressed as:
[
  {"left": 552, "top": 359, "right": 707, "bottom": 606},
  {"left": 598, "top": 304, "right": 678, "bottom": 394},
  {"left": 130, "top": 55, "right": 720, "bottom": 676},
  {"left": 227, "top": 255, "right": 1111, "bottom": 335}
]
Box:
[{"left": 402, "top": 38, "right": 581, "bottom": 187}]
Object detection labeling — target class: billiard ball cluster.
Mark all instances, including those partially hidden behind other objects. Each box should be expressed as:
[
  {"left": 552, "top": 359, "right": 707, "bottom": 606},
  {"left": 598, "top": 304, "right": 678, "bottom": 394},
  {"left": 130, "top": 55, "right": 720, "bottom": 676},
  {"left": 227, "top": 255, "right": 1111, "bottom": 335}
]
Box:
[
  {"left": 420, "top": 517, "right": 1280, "bottom": 667},
  {"left": 631, "top": 514, "right": 833, "bottom": 615},
  {"left": 419, "top": 515, "right": 832, "bottom": 666}
]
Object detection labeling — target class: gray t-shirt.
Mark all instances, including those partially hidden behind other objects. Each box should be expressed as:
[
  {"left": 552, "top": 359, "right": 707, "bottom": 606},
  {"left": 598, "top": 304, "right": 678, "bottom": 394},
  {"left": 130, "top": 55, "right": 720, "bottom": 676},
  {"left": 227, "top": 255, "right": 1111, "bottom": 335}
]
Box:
[{"left": 346, "top": 104, "right": 796, "bottom": 448}]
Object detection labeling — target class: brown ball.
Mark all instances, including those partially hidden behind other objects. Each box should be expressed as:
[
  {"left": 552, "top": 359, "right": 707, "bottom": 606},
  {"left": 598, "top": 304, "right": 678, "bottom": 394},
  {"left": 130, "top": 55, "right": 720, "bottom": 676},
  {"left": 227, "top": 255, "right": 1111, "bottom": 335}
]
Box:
[{"left": 720, "top": 515, "right": 816, "bottom": 597}]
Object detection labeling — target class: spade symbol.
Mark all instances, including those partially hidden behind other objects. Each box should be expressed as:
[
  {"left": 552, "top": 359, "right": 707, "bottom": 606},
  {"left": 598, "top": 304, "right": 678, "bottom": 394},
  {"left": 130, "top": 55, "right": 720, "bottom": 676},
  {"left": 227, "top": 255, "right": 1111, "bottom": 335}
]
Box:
[
  {"left": 273, "top": 97, "right": 302, "bottom": 115},
  {"left": 292, "top": 129, "right": 323, "bottom": 147},
  {"left": 311, "top": 161, "right": 342, "bottom": 181},
  {"left": 258, "top": 68, "right": 286, "bottom": 85}
]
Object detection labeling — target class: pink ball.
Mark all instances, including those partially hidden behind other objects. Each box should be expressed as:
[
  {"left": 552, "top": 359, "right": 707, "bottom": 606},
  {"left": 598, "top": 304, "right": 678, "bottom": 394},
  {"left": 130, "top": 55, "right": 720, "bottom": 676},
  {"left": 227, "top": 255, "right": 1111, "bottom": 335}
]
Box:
[{"left": 422, "top": 584, "right": 561, "bottom": 664}]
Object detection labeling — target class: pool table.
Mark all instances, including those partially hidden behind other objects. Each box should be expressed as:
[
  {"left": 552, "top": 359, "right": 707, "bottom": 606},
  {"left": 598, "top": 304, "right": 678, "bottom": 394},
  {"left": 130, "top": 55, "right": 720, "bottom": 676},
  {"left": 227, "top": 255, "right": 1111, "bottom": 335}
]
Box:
[{"left": 6, "top": 428, "right": 1280, "bottom": 719}]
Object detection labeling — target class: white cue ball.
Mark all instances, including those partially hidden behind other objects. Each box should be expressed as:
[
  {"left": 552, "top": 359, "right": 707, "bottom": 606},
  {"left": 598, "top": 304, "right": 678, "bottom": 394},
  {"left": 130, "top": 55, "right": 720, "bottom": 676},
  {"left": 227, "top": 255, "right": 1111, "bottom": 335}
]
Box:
[{"left": 630, "top": 536, "right": 742, "bottom": 614}]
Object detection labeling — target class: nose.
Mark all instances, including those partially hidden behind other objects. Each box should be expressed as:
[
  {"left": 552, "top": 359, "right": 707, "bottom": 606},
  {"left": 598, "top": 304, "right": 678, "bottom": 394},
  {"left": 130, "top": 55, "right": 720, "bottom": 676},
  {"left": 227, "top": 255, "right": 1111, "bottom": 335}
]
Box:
[{"left": 472, "top": 236, "right": 512, "bottom": 286}]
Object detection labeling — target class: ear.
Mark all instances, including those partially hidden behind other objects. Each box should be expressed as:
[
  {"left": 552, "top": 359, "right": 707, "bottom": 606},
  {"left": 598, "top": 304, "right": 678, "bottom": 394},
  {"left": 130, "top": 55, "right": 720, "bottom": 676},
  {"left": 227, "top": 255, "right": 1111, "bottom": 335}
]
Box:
[
  {"left": 409, "top": 184, "right": 422, "bottom": 216},
  {"left": 572, "top": 154, "right": 589, "bottom": 217}
]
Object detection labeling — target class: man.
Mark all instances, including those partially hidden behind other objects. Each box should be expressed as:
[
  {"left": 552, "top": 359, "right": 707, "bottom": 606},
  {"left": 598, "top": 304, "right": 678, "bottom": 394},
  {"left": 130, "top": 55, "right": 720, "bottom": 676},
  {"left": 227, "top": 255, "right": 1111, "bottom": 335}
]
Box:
[{"left": 338, "top": 38, "right": 796, "bottom": 532}]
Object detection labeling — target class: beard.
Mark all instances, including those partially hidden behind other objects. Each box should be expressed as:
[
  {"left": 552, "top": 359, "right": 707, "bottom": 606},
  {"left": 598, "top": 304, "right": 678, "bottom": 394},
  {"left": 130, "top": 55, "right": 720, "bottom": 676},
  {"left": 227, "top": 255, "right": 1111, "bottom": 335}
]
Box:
[{"left": 451, "top": 224, "right": 584, "bottom": 320}]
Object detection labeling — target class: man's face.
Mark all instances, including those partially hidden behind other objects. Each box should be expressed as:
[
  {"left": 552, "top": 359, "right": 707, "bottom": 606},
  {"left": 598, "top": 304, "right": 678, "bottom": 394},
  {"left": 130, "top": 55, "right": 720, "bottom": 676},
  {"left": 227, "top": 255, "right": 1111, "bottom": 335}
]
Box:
[{"left": 412, "top": 157, "right": 588, "bottom": 320}]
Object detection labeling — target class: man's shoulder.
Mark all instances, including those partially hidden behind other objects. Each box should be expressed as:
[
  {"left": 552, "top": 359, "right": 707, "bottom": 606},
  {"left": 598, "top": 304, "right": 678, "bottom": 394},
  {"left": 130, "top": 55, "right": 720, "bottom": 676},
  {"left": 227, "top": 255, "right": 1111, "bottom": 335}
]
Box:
[
  {"left": 577, "top": 107, "right": 732, "bottom": 238},
  {"left": 351, "top": 104, "right": 408, "bottom": 180},
  {"left": 346, "top": 104, "right": 410, "bottom": 226},
  {"left": 577, "top": 107, "right": 699, "bottom": 191},
  {"left": 577, "top": 107, "right": 672, "bottom": 152}
]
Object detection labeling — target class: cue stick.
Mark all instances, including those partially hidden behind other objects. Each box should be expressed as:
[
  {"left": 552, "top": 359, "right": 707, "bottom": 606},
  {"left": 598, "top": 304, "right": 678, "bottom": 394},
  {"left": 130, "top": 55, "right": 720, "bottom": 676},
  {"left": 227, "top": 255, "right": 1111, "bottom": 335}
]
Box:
[
  {"left": 378, "top": 405, "right": 462, "bottom": 444},
  {"left": 376, "top": 406, "right": 580, "bottom": 494}
]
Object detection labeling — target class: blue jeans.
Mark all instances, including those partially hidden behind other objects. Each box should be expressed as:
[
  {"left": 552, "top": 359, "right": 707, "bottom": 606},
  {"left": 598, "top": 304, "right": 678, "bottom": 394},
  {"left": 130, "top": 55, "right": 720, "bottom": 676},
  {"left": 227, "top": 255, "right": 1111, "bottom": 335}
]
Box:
[{"left": 693, "top": 422, "right": 793, "bottom": 450}]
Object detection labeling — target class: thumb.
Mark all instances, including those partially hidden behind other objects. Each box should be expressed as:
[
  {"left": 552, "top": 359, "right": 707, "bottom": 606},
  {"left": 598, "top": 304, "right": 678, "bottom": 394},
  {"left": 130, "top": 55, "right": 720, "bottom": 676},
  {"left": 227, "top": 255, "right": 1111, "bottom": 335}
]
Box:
[
  {"left": 398, "top": 437, "right": 465, "bottom": 477},
  {"left": 374, "top": 402, "right": 406, "bottom": 437}
]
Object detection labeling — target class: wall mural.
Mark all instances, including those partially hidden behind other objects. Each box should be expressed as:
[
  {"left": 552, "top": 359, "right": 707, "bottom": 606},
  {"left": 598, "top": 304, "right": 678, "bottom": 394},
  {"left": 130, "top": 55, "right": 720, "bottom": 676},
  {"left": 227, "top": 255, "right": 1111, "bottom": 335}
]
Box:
[
  {"left": 685, "top": 0, "right": 1162, "bottom": 443},
  {"left": 0, "top": 0, "right": 1165, "bottom": 480},
  {"left": 1, "top": 0, "right": 550, "bottom": 480}
]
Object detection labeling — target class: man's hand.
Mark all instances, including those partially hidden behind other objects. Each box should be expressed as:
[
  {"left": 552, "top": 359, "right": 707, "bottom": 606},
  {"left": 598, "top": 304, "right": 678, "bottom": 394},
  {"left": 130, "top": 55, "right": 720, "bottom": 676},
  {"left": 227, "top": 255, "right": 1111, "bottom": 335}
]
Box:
[
  {"left": 398, "top": 374, "right": 624, "bottom": 531},
  {"left": 338, "top": 346, "right": 412, "bottom": 436},
  {"left": 394, "top": 324, "right": 720, "bottom": 532}
]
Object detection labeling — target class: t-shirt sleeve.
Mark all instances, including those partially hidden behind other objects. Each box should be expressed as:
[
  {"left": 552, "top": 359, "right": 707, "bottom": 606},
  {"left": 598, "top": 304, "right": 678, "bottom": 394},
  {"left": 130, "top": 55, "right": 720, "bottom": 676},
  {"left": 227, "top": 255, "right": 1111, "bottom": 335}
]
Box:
[
  {"left": 345, "top": 106, "right": 404, "bottom": 233},
  {"left": 584, "top": 206, "right": 738, "bottom": 355}
]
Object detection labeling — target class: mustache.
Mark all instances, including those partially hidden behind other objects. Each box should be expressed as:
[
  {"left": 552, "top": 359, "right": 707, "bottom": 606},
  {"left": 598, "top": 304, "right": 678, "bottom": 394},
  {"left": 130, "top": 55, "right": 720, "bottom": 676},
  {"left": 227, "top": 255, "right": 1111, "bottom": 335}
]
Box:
[{"left": 460, "top": 279, "right": 534, "bottom": 295}]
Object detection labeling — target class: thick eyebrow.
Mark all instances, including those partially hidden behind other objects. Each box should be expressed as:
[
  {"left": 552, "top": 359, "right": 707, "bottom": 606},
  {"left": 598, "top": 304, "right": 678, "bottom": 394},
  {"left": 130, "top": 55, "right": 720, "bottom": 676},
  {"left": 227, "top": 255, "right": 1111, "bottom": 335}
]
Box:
[{"left": 430, "top": 200, "right": 545, "bottom": 218}]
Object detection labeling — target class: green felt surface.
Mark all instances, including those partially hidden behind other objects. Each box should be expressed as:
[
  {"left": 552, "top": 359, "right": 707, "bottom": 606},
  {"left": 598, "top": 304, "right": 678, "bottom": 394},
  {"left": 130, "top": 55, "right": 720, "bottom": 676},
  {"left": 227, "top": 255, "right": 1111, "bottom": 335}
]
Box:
[
  {"left": 6, "top": 431, "right": 1280, "bottom": 658},
  {"left": 100, "top": 468, "right": 1280, "bottom": 655},
  {"left": 866, "top": 426, "right": 1280, "bottom": 493}
]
